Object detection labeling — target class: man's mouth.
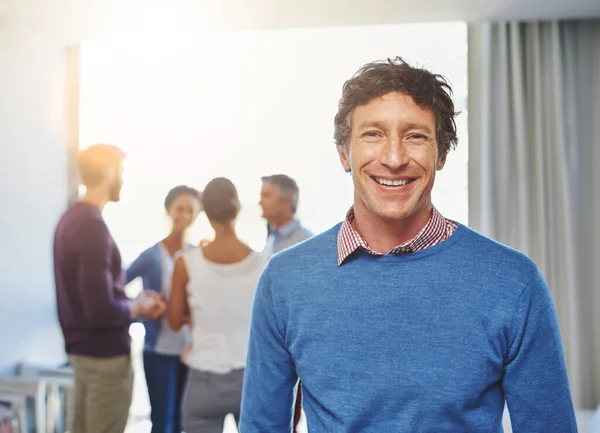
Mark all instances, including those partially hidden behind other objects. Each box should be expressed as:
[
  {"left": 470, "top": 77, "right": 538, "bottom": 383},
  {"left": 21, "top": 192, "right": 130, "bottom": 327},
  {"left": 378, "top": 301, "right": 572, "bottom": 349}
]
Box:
[{"left": 372, "top": 176, "right": 417, "bottom": 187}]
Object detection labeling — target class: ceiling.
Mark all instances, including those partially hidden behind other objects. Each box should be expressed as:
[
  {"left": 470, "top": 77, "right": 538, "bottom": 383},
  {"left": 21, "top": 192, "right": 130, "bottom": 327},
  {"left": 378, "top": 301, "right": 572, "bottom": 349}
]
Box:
[{"left": 0, "top": 0, "right": 599, "bottom": 43}]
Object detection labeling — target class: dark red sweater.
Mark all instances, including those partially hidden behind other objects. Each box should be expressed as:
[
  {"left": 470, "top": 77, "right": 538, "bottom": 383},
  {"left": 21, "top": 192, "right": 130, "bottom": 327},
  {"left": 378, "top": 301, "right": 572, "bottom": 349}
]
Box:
[{"left": 53, "top": 202, "right": 131, "bottom": 357}]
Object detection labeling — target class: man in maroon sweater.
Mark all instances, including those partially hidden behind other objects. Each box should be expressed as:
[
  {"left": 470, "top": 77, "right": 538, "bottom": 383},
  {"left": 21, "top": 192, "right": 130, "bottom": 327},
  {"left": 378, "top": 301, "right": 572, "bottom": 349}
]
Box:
[{"left": 53, "top": 144, "right": 164, "bottom": 433}]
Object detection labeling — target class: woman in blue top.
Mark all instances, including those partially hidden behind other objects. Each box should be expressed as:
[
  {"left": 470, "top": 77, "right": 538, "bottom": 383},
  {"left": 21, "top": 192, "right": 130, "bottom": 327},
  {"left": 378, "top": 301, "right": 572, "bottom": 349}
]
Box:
[{"left": 126, "top": 185, "right": 202, "bottom": 433}]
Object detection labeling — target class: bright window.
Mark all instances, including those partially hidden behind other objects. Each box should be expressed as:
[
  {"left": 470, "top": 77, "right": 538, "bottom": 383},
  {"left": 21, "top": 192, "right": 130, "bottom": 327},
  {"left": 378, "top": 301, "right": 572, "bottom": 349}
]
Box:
[{"left": 79, "top": 22, "right": 468, "bottom": 265}]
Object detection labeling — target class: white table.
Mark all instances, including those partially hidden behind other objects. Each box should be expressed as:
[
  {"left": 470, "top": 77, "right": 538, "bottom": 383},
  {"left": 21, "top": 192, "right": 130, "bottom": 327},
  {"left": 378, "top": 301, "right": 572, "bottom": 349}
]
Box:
[{"left": 0, "top": 371, "right": 73, "bottom": 433}]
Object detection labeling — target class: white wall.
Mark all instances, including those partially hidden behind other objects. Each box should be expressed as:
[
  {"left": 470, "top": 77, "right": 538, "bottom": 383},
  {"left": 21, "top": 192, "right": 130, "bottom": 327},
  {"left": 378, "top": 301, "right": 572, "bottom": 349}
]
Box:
[{"left": 0, "top": 19, "right": 68, "bottom": 373}]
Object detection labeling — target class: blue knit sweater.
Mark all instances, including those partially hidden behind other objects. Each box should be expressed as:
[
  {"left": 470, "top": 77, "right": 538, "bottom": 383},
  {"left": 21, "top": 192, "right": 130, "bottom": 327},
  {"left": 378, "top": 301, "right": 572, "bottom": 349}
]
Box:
[{"left": 240, "top": 223, "right": 577, "bottom": 432}]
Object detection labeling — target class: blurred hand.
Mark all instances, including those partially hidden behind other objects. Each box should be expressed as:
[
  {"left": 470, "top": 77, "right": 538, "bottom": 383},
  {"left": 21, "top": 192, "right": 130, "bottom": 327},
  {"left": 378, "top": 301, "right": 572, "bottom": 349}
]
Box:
[
  {"left": 133, "top": 290, "right": 166, "bottom": 319},
  {"left": 180, "top": 341, "right": 192, "bottom": 363},
  {"left": 145, "top": 290, "right": 166, "bottom": 319}
]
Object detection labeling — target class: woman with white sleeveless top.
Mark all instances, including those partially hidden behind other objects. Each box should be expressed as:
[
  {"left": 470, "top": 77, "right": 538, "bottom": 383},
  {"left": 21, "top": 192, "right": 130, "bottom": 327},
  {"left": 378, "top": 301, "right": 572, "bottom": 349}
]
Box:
[{"left": 167, "top": 177, "right": 267, "bottom": 433}]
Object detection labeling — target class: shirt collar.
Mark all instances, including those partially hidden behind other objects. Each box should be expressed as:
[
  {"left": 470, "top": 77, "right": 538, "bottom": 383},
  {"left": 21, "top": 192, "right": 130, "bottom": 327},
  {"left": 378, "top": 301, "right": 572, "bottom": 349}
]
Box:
[{"left": 336, "top": 206, "right": 450, "bottom": 266}]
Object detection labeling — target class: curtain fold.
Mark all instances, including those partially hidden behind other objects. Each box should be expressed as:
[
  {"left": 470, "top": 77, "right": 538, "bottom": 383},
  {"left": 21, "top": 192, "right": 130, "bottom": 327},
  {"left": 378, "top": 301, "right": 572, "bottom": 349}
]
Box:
[{"left": 468, "top": 19, "right": 600, "bottom": 409}]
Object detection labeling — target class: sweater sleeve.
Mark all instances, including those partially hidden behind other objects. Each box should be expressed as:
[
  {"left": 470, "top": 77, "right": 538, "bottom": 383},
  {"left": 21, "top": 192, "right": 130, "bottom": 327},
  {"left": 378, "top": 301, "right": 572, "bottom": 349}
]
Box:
[
  {"left": 125, "top": 252, "right": 148, "bottom": 325},
  {"left": 125, "top": 251, "right": 146, "bottom": 284},
  {"left": 75, "top": 219, "right": 131, "bottom": 328},
  {"left": 240, "top": 268, "right": 297, "bottom": 432},
  {"left": 503, "top": 270, "right": 577, "bottom": 432}
]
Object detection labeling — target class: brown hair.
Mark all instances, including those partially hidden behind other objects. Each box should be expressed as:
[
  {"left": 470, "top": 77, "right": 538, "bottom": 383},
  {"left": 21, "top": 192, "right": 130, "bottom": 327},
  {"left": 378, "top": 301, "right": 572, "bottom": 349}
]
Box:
[
  {"left": 201, "top": 177, "right": 239, "bottom": 223},
  {"left": 77, "top": 144, "right": 125, "bottom": 187},
  {"left": 334, "top": 57, "right": 459, "bottom": 158}
]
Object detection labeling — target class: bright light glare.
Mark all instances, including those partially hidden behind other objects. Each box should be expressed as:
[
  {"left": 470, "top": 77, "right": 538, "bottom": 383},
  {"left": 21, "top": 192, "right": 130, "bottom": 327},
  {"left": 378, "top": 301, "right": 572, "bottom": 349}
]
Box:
[{"left": 79, "top": 23, "right": 468, "bottom": 264}]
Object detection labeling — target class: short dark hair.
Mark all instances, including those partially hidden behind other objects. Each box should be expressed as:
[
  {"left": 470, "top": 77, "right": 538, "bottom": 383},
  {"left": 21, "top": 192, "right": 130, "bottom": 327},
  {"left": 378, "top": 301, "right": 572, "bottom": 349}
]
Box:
[
  {"left": 334, "top": 57, "right": 459, "bottom": 158},
  {"left": 77, "top": 144, "right": 126, "bottom": 188},
  {"left": 261, "top": 174, "right": 300, "bottom": 214},
  {"left": 202, "top": 177, "right": 239, "bottom": 222},
  {"left": 164, "top": 185, "right": 202, "bottom": 210}
]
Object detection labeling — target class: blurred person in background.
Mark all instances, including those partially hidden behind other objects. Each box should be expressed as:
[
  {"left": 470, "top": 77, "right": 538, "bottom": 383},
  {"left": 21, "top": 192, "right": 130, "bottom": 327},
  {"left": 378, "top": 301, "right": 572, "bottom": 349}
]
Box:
[
  {"left": 126, "top": 185, "right": 202, "bottom": 433},
  {"left": 260, "top": 174, "right": 313, "bottom": 257},
  {"left": 53, "top": 144, "right": 166, "bottom": 433},
  {"left": 167, "top": 177, "right": 267, "bottom": 433}
]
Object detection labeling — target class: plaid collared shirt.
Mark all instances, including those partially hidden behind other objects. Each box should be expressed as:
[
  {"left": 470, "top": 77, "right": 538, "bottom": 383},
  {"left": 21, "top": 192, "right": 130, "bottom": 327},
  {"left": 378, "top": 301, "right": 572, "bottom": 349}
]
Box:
[{"left": 337, "top": 206, "right": 457, "bottom": 266}]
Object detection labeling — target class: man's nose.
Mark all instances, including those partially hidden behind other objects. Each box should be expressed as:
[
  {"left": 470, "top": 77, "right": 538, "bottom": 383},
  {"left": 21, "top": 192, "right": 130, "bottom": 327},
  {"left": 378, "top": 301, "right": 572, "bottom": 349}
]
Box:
[{"left": 379, "top": 137, "right": 409, "bottom": 170}]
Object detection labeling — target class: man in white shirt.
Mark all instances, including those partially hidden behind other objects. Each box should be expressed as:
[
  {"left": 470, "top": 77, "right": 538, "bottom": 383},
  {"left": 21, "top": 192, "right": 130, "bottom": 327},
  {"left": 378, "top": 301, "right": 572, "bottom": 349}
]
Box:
[{"left": 260, "top": 174, "right": 313, "bottom": 256}]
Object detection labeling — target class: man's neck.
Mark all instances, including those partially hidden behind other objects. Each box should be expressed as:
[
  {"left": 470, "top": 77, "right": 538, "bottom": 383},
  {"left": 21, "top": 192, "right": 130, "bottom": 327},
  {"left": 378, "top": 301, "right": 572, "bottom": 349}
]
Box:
[
  {"left": 81, "top": 189, "right": 108, "bottom": 212},
  {"left": 352, "top": 200, "right": 433, "bottom": 254},
  {"left": 270, "top": 214, "right": 295, "bottom": 230}
]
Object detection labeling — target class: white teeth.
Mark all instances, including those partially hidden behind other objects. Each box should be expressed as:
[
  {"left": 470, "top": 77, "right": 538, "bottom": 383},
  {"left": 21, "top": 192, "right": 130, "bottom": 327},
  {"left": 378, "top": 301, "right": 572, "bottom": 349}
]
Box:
[{"left": 375, "top": 177, "right": 411, "bottom": 187}]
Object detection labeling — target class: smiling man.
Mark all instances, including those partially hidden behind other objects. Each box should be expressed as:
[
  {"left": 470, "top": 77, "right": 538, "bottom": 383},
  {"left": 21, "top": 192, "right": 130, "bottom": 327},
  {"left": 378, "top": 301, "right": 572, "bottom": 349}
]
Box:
[{"left": 240, "top": 58, "right": 577, "bottom": 432}]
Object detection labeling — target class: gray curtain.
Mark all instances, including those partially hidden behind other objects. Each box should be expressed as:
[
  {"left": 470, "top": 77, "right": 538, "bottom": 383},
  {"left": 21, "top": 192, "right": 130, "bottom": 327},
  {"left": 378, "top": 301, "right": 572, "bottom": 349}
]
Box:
[{"left": 468, "top": 19, "right": 600, "bottom": 409}]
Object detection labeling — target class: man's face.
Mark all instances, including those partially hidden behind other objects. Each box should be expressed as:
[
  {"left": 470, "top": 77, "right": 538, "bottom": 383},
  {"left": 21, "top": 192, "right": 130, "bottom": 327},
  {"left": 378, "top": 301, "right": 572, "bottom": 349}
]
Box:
[
  {"left": 107, "top": 161, "right": 124, "bottom": 203},
  {"left": 259, "top": 182, "right": 288, "bottom": 221},
  {"left": 337, "top": 91, "right": 445, "bottom": 222}
]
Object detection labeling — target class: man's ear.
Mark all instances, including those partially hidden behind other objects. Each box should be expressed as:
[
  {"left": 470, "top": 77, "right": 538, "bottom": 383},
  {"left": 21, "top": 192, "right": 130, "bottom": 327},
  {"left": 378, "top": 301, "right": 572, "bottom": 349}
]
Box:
[
  {"left": 437, "top": 153, "right": 447, "bottom": 171},
  {"left": 337, "top": 144, "right": 351, "bottom": 173}
]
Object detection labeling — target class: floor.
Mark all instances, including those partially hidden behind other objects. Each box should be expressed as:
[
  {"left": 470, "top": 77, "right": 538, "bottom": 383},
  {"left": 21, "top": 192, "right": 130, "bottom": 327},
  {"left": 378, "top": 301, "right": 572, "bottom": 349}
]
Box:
[{"left": 124, "top": 324, "right": 307, "bottom": 433}]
